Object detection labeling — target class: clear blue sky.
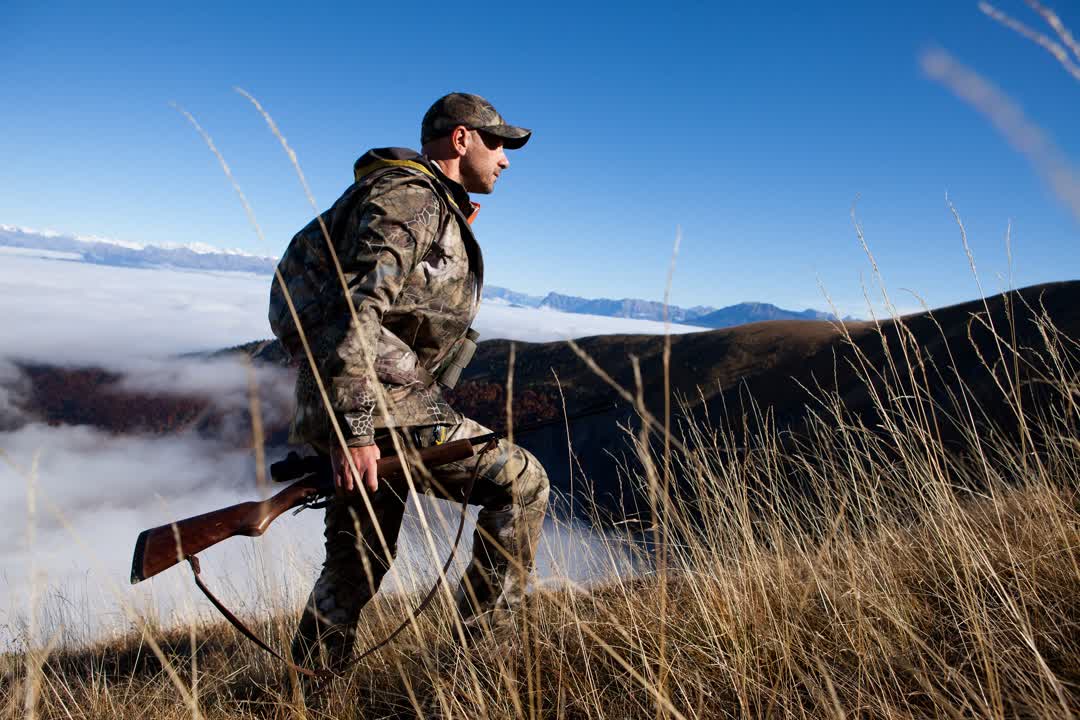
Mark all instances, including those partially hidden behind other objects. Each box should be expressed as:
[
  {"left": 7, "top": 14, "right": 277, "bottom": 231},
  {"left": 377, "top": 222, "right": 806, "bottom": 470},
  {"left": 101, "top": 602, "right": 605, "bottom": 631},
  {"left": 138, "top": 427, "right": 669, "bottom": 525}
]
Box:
[{"left": 3, "top": 0, "right": 1078, "bottom": 316}]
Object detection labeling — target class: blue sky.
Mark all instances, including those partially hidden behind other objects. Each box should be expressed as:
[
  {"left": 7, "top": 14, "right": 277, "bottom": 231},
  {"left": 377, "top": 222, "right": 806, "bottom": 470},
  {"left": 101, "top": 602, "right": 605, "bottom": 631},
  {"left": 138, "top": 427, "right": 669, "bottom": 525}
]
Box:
[{"left": 2, "top": 0, "right": 1078, "bottom": 316}]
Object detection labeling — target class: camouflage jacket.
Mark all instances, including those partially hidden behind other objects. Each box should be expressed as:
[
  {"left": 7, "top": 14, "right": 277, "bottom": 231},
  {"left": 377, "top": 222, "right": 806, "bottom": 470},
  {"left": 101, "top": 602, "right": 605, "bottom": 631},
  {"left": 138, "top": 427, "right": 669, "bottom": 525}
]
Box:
[{"left": 269, "top": 148, "right": 484, "bottom": 449}]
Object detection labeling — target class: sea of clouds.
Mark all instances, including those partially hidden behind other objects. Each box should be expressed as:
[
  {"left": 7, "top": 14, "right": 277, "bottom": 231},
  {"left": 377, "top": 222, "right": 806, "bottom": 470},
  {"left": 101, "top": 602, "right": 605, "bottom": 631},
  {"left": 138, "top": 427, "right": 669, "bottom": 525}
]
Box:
[
  {"left": 0, "top": 248, "right": 703, "bottom": 364},
  {"left": 0, "top": 250, "right": 684, "bottom": 649}
]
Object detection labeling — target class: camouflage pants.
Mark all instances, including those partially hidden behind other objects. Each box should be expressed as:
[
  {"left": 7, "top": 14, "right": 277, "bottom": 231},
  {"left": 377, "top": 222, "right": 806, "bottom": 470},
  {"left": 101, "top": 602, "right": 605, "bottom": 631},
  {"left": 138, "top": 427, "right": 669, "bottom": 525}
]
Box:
[{"left": 291, "top": 417, "right": 549, "bottom": 670}]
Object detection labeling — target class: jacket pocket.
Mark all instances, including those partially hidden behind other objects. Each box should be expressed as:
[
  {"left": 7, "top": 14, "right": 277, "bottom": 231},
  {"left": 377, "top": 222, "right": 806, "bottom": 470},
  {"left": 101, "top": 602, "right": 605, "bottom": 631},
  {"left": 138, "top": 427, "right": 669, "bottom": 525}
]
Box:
[{"left": 373, "top": 327, "right": 423, "bottom": 386}]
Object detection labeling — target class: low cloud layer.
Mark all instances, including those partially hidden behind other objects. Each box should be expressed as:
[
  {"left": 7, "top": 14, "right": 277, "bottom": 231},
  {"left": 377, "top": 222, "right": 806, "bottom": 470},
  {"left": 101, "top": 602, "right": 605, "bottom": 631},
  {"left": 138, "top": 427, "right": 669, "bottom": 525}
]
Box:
[
  {"left": 0, "top": 415, "right": 634, "bottom": 650},
  {"left": 0, "top": 251, "right": 272, "bottom": 366},
  {"left": 0, "top": 419, "right": 284, "bottom": 646},
  {"left": 1, "top": 254, "right": 646, "bottom": 649},
  {"left": 0, "top": 360, "right": 31, "bottom": 431},
  {"left": 474, "top": 303, "right": 706, "bottom": 342},
  {"left": 0, "top": 249, "right": 705, "bottom": 366}
]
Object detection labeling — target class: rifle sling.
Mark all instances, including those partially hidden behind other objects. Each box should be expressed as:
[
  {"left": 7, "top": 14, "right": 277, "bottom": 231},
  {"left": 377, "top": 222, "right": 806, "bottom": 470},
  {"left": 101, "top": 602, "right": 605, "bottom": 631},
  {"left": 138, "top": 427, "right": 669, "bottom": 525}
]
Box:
[
  {"left": 185, "top": 437, "right": 498, "bottom": 689},
  {"left": 187, "top": 555, "right": 327, "bottom": 680}
]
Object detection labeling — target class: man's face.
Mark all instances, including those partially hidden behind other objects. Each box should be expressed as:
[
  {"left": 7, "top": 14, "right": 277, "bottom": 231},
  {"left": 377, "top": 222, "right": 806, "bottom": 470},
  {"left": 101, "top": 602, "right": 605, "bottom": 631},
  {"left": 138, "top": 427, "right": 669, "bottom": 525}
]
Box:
[{"left": 459, "top": 129, "right": 509, "bottom": 194}]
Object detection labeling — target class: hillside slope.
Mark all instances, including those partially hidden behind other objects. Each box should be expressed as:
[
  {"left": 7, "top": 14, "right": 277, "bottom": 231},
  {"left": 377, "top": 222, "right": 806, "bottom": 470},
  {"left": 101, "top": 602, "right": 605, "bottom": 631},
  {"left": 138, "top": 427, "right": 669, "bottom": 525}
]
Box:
[{"left": 9, "top": 281, "right": 1079, "bottom": 516}]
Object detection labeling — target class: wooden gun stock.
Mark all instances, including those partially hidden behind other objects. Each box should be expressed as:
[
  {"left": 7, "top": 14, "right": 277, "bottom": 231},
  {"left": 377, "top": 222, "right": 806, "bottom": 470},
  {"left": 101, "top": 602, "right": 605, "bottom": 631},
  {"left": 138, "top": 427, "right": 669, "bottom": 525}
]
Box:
[{"left": 130, "top": 435, "right": 493, "bottom": 583}]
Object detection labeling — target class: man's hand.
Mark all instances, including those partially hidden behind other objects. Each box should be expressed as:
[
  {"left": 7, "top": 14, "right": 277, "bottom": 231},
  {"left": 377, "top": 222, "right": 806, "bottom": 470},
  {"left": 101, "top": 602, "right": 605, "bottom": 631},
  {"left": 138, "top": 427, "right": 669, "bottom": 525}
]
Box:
[{"left": 332, "top": 444, "right": 381, "bottom": 495}]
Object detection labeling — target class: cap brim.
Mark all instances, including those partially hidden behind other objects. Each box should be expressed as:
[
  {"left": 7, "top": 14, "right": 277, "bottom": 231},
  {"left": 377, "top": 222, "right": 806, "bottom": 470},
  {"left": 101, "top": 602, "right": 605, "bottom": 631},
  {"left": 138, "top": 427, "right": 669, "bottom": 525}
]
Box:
[{"left": 477, "top": 124, "right": 531, "bottom": 150}]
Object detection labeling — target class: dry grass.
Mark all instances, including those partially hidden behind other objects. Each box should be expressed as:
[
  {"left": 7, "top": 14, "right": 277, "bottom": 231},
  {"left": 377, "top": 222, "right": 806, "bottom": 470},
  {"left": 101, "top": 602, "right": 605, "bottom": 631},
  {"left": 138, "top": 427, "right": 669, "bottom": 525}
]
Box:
[{"left": 2, "top": 289, "right": 1078, "bottom": 719}]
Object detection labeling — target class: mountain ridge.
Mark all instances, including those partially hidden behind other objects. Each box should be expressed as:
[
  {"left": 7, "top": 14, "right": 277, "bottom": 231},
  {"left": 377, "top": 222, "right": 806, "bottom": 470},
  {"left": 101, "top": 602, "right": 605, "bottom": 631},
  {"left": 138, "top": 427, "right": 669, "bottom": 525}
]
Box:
[
  {"left": 485, "top": 286, "right": 842, "bottom": 327},
  {"left": 2, "top": 224, "right": 848, "bottom": 325},
  {"left": 0, "top": 224, "right": 278, "bottom": 274}
]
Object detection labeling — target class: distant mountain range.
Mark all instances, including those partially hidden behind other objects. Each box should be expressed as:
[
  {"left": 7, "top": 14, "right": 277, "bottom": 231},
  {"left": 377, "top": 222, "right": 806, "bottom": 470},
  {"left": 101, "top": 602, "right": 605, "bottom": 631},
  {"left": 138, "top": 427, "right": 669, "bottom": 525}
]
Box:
[
  {"left": 484, "top": 287, "right": 843, "bottom": 328},
  {"left": 1, "top": 224, "right": 848, "bottom": 327},
  {"left": 0, "top": 224, "right": 278, "bottom": 275}
]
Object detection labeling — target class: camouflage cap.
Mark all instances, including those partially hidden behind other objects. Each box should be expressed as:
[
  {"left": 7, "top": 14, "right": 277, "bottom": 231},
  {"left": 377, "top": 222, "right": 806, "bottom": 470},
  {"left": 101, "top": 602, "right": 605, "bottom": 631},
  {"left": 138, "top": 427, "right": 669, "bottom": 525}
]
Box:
[{"left": 421, "top": 93, "right": 531, "bottom": 150}]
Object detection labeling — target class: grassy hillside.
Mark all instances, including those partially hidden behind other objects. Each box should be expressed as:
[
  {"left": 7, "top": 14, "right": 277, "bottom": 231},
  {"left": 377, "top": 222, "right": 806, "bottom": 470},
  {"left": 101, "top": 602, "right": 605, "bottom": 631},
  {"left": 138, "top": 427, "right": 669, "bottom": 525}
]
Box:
[
  {"left": 6, "top": 483, "right": 1075, "bottom": 719},
  {"left": 3, "top": 284, "right": 1078, "bottom": 718},
  {"left": 15, "top": 282, "right": 1078, "bottom": 521}
]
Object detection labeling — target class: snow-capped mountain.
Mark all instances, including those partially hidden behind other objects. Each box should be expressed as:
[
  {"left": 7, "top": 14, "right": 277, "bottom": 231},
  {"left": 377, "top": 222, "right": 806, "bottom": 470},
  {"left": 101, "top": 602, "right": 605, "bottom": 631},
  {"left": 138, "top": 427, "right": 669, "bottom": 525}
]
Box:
[
  {"left": 0, "top": 224, "right": 277, "bottom": 274},
  {"left": 2, "top": 224, "right": 847, "bottom": 325}
]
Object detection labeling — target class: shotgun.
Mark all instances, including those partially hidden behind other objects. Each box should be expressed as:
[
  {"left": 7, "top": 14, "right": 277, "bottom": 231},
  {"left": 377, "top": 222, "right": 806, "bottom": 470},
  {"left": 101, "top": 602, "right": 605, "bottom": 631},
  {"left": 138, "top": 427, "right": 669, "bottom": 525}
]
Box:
[{"left": 129, "top": 434, "right": 496, "bottom": 584}]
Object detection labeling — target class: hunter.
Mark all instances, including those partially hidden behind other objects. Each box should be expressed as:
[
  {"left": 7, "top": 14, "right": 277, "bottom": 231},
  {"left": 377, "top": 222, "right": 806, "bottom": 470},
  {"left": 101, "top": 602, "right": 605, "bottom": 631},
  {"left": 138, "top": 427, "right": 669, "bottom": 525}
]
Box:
[{"left": 269, "top": 92, "right": 550, "bottom": 671}]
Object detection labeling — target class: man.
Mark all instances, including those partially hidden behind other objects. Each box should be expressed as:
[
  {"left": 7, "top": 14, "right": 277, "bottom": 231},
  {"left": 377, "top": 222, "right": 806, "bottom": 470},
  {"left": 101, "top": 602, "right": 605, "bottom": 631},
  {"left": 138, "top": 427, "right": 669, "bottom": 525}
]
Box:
[{"left": 269, "top": 93, "right": 550, "bottom": 671}]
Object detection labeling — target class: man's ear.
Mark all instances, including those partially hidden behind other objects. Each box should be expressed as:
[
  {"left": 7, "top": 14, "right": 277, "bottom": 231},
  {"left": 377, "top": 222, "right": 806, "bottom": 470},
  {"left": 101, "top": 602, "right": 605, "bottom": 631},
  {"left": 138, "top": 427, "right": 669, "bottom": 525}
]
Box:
[{"left": 450, "top": 126, "right": 470, "bottom": 157}]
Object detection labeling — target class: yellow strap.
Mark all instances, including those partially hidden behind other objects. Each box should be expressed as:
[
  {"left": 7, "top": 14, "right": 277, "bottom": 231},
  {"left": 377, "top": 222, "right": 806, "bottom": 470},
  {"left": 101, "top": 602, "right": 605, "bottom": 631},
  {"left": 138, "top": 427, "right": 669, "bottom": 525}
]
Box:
[{"left": 354, "top": 158, "right": 436, "bottom": 183}]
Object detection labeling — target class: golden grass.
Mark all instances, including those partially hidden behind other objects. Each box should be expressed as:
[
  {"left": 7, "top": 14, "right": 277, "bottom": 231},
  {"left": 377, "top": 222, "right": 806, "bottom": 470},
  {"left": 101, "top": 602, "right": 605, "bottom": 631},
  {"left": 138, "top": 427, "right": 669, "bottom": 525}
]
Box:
[
  {"left": 2, "top": 486, "right": 1076, "bottom": 719},
  {"left": 2, "top": 290, "right": 1078, "bottom": 718}
]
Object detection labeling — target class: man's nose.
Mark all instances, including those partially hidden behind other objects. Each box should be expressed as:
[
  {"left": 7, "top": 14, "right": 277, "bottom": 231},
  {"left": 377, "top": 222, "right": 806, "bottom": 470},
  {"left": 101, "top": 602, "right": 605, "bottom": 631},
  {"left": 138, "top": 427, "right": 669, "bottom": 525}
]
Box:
[{"left": 498, "top": 151, "right": 510, "bottom": 169}]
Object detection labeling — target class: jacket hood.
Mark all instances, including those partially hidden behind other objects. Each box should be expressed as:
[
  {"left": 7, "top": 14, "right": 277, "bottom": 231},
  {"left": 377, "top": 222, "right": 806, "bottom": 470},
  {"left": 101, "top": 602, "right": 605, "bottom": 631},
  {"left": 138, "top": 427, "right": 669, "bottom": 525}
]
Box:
[
  {"left": 353, "top": 147, "right": 428, "bottom": 182},
  {"left": 353, "top": 147, "right": 474, "bottom": 219}
]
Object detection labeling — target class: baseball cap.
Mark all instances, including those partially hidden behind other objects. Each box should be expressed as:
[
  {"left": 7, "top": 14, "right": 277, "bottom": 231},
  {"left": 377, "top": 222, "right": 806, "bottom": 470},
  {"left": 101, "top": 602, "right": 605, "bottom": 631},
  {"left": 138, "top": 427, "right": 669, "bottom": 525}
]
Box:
[{"left": 421, "top": 93, "right": 531, "bottom": 150}]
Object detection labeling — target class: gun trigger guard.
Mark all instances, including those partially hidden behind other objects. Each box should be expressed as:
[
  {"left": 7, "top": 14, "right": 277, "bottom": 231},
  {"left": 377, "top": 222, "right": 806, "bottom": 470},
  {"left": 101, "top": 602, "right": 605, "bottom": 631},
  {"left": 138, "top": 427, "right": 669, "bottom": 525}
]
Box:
[{"left": 293, "top": 496, "right": 332, "bottom": 515}]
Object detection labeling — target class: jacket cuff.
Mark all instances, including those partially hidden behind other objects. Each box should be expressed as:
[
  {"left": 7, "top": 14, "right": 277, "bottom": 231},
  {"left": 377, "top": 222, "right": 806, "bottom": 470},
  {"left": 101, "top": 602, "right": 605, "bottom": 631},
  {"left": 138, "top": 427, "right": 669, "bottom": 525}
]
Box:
[
  {"left": 344, "top": 430, "right": 376, "bottom": 448},
  {"left": 340, "top": 408, "right": 375, "bottom": 446},
  {"left": 332, "top": 376, "right": 377, "bottom": 446}
]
